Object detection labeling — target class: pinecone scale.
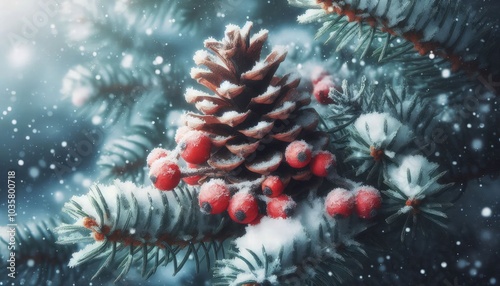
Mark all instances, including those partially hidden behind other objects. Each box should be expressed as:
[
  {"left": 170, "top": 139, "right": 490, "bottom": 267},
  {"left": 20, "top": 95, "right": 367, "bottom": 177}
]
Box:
[{"left": 149, "top": 21, "right": 332, "bottom": 224}]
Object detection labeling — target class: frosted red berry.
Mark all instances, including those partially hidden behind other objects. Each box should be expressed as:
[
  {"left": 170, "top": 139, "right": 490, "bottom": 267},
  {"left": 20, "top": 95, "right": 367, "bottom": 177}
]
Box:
[
  {"left": 198, "top": 180, "right": 230, "bottom": 214},
  {"left": 228, "top": 192, "right": 259, "bottom": 224},
  {"left": 180, "top": 131, "right": 212, "bottom": 164},
  {"left": 354, "top": 186, "right": 382, "bottom": 219},
  {"left": 310, "top": 151, "right": 336, "bottom": 177},
  {"left": 267, "top": 195, "right": 296, "bottom": 219},
  {"left": 325, "top": 188, "right": 354, "bottom": 218},
  {"left": 149, "top": 158, "right": 181, "bottom": 191},
  {"left": 313, "top": 77, "right": 335, "bottom": 105},
  {"left": 146, "top": 147, "right": 169, "bottom": 168},
  {"left": 261, "top": 176, "right": 285, "bottom": 197},
  {"left": 285, "top": 140, "right": 312, "bottom": 169}
]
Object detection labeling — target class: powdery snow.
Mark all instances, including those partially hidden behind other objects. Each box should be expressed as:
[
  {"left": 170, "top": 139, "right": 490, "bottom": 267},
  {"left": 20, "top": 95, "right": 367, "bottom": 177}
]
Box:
[
  {"left": 387, "top": 155, "right": 441, "bottom": 198},
  {"left": 220, "top": 110, "right": 244, "bottom": 121},
  {"left": 219, "top": 81, "right": 240, "bottom": 93},
  {"left": 245, "top": 121, "right": 273, "bottom": 132},
  {"left": 189, "top": 67, "right": 209, "bottom": 79},
  {"left": 354, "top": 112, "right": 412, "bottom": 150},
  {"left": 196, "top": 99, "right": 217, "bottom": 109},
  {"left": 235, "top": 216, "right": 307, "bottom": 260},
  {"left": 249, "top": 29, "right": 269, "bottom": 43},
  {"left": 193, "top": 49, "right": 211, "bottom": 64}
]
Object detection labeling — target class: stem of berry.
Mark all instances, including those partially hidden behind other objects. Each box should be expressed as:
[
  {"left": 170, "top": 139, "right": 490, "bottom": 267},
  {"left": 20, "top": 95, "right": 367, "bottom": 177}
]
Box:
[{"left": 180, "top": 166, "right": 224, "bottom": 178}]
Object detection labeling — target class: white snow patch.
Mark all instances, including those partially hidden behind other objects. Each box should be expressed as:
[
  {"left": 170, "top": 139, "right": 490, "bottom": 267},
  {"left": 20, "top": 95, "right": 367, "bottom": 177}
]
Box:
[
  {"left": 249, "top": 29, "right": 269, "bottom": 43},
  {"left": 219, "top": 111, "right": 246, "bottom": 123},
  {"left": 193, "top": 49, "right": 210, "bottom": 64},
  {"left": 264, "top": 85, "right": 280, "bottom": 95},
  {"left": 354, "top": 112, "right": 411, "bottom": 150},
  {"left": 250, "top": 60, "right": 266, "bottom": 72},
  {"left": 272, "top": 45, "right": 288, "bottom": 57},
  {"left": 235, "top": 217, "right": 306, "bottom": 258},
  {"left": 189, "top": 67, "right": 209, "bottom": 79},
  {"left": 218, "top": 81, "right": 240, "bottom": 93},
  {"left": 196, "top": 99, "right": 217, "bottom": 109},
  {"left": 183, "top": 114, "right": 205, "bottom": 128},
  {"left": 387, "top": 155, "right": 441, "bottom": 198},
  {"left": 185, "top": 88, "right": 212, "bottom": 103},
  {"left": 244, "top": 121, "right": 273, "bottom": 132}
]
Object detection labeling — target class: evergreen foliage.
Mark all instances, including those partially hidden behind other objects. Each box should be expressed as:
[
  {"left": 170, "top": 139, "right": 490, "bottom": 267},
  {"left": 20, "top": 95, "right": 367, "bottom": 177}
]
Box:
[{"left": 20, "top": 0, "right": 498, "bottom": 284}]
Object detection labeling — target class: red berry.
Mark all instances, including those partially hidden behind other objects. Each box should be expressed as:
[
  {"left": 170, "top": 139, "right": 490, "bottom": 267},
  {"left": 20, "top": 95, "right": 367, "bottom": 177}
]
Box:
[
  {"left": 149, "top": 158, "right": 181, "bottom": 191},
  {"left": 198, "top": 179, "right": 230, "bottom": 214},
  {"left": 261, "top": 176, "right": 285, "bottom": 197},
  {"left": 180, "top": 131, "right": 212, "bottom": 164},
  {"left": 228, "top": 192, "right": 259, "bottom": 224},
  {"left": 146, "top": 147, "right": 169, "bottom": 168},
  {"left": 267, "top": 195, "right": 296, "bottom": 219},
  {"left": 285, "top": 140, "right": 312, "bottom": 168},
  {"left": 354, "top": 186, "right": 382, "bottom": 219},
  {"left": 325, "top": 188, "right": 354, "bottom": 218},
  {"left": 310, "top": 151, "right": 336, "bottom": 177},
  {"left": 313, "top": 77, "right": 335, "bottom": 105}
]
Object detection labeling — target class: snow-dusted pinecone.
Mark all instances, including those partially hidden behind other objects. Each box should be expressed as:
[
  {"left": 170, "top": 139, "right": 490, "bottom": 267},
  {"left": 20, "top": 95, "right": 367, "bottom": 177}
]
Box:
[{"left": 148, "top": 22, "right": 331, "bottom": 224}]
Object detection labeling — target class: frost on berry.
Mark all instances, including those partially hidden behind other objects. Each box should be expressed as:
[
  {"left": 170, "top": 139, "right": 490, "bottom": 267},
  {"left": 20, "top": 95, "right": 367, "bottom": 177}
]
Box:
[
  {"left": 325, "top": 188, "right": 354, "bottom": 218},
  {"left": 354, "top": 186, "right": 382, "bottom": 219},
  {"left": 175, "top": 126, "right": 192, "bottom": 143},
  {"left": 261, "top": 176, "right": 286, "bottom": 197},
  {"left": 180, "top": 130, "right": 212, "bottom": 164},
  {"left": 146, "top": 147, "right": 169, "bottom": 168},
  {"left": 313, "top": 77, "right": 335, "bottom": 104},
  {"left": 149, "top": 158, "right": 181, "bottom": 191},
  {"left": 198, "top": 179, "right": 230, "bottom": 214},
  {"left": 310, "top": 151, "right": 336, "bottom": 177},
  {"left": 267, "top": 195, "right": 297, "bottom": 219},
  {"left": 228, "top": 192, "right": 259, "bottom": 224},
  {"left": 285, "top": 140, "right": 312, "bottom": 169}
]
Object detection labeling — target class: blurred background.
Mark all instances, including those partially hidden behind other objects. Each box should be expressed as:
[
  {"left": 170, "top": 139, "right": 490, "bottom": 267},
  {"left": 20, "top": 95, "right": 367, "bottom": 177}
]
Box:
[{"left": 0, "top": 0, "right": 499, "bottom": 285}]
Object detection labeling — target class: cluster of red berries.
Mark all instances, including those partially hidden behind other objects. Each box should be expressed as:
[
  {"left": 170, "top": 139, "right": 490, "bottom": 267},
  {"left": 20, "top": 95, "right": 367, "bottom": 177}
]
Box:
[
  {"left": 147, "top": 135, "right": 337, "bottom": 224},
  {"left": 311, "top": 66, "right": 339, "bottom": 105},
  {"left": 194, "top": 140, "right": 335, "bottom": 224},
  {"left": 285, "top": 140, "right": 336, "bottom": 177},
  {"left": 197, "top": 178, "right": 297, "bottom": 224},
  {"left": 147, "top": 130, "right": 213, "bottom": 191},
  {"left": 324, "top": 186, "right": 382, "bottom": 219}
]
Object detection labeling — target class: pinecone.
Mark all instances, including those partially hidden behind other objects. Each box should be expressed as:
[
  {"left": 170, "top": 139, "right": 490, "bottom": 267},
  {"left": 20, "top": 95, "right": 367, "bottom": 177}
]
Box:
[{"left": 148, "top": 22, "right": 331, "bottom": 224}]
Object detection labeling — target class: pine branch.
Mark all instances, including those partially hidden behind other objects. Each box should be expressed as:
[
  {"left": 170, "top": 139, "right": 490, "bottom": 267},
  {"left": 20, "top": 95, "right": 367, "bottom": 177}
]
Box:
[
  {"left": 60, "top": 0, "right": 137, "bottom": 51},
  {"left": 56, "top": 181, "right": 243, "bottom": 281},
  {"left": 61, "top": 59, "right": 162, "bottom": 124},
  {"left": 213, "top": 200, "right": 367, "bottom": 285},
  {"left": 97, "top": 91, "right": 170, "bottom": 184},
  {"left": 289, "top": 0, "right": 500, "bottom": 95},
  {"left": 118, "top": 0, "right": 239, "bottom": 34},
  {"left": 291, "top": 0, "right": 500, "bottom": 75},
  {"left": 0, "top": 219, "right": 87, "bottom": 285}
]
